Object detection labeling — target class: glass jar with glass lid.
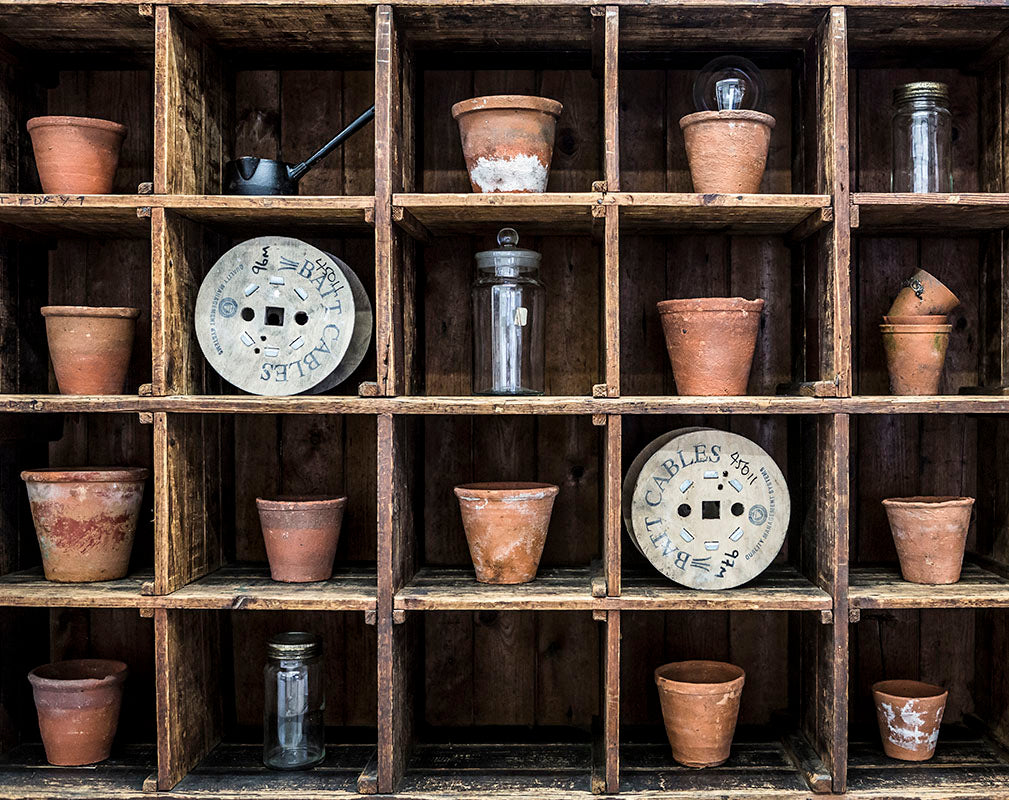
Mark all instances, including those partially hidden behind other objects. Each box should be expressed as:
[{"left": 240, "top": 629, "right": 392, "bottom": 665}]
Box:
[
  {"left": 472, "top": 228, "right": 546, "bottom": 395},
  {"left": 263, "top": 631, "right": 325, "bottom": 770},
  {"left": 891, "top": 81, "right": 953, "bottom": 193}
]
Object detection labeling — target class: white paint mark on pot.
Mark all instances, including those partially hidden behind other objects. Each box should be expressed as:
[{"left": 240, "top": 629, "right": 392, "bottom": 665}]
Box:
[{"left": 470, "top": 154, "right": 548, "bottom": 193}]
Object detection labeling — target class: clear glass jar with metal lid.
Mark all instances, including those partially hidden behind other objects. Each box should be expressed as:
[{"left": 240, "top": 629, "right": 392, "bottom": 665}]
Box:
[
  {"left": 891, "top": 81, "right": 953, "bottom": 193},
  {"left": 472, "top": 228, "right": 546, "bottom": 395},
  {"left": 264, "top": 631, "right": 325, "bottom": 770}
]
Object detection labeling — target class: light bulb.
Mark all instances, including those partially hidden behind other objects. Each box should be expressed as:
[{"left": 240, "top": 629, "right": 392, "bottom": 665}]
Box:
[{"left": 693, "top": 56, "right": 766, "bottom": 112}]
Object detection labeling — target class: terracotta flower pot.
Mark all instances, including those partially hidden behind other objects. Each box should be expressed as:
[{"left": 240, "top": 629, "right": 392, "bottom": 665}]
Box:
[
  {"left": 679, "top": 110, "right": 775, "bottom": 194},
  {"left": 451, "top": 95, "right": 563, "bottom": 193},
  {"left": 657, "top": 298, "right": 764, "bottom": 396},
  {"left": 880, "top": 322, "right": 952, "bottom": 395},
  {"left": 28, "top": 659, "right": 128, "bottom": 766},
  {"left": 453, "top": 482, "right": 559, "bottom": 584},
  {"left": 882, "top": 315, "right": 947, "bottom": 325},
  {"left": 655, "top": 660, "right": 745, "bottom": 768},
  {"left": 256, "top": 495, "right": 347, "bottom": 583},
  {"left": 27, "top": 116, "right": 127, "bottom": 195},
  {"left": 22, "top": 468, "right": 149, "bottom": 582},
  {"left": 882, "top": 496, "right": 974, "bottom": 584},
  {"left": 887, "top": 269, "right": 960, "bottom": 317},
  {"left": 872, "top": 679, "right": 947, "bottom": 761},
  {"left": 42, "top": 306, "right": 141, "bottom": 395}
]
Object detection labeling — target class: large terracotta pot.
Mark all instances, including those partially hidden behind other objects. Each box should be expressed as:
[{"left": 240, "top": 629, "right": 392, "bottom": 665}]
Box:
[
  {"left": 28, "top": 659, "right": 128, "bottom": 766},
  {"left": 655, "top": 660, "right": 745, "bottom": 768},
  {"left": 882, "top": 496, "right": 974, "bottom": 584},
  {"left": 872, "top": 679, "right": 947, "bottom": 761},
  {"left": 451, "top": 95, "right": 563, "bottom": 193},
  {"left": 887, "top": 269, "right": 959, "bottom": 317},
  {"left": 657, "top": 298, "right": 764, "bottom": 396},
  {"left": 42, "top": 306, "right": 140, "bottom": 395},
  {"left": 256, "top": 496, "right": 346, "bottom": 583},
  {"left": 679, "top": 110, "right": 775, "bottom": 193},
  {"left": 22, "top": 468, "right": 149, "bottom": 582},
  {"left": 27, "top": 116, "right": 127, "bottom": 195},
  {"left": 453, "top": 482, "right": 558, "bottom": 584},
  {"left": 880, "top": 322, "right": 952, "bottom": 395}
]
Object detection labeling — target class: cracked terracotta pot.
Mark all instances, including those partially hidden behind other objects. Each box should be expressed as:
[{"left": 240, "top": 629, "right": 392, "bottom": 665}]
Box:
[
  {"left": 453, "top": 482, "right": 559, "bottom": 584},
  {"left": 451, "top": 96, "right": 563, "bottom": 193},
  {"left": 679, "top": 110, "right": 775, "bottom": 193},
  {"left": 887, "top": 269, "right": 960, "bottom": 317},
  {"left": 42, "top": 306, "right": 141, "bottom": 395},
  {"left": 22, "top": 468, "right": 149, "bottom": 582},
  {"left": 880, "top": 322, "right": 952, "bottom": 395},
  {"left": 655, "top": 660, "right": 745, "bottom": 768},
  {"left": 882, "top": 496, "right": 974, "bottom": 584},
  {"left": 27, "top": 116, "right": 127, "bottom": 195},
  {"left": 29, "top": 659, "right": 128, "bottom": 766},
  {"left": 872, "top": 679, "right": 947, "bottom": 761},
  {"left": 657, "top": 298, "right": 764, "bottom": 396},
  {"left": 256, "top": 495, "right": 347, "bottom": 583}
]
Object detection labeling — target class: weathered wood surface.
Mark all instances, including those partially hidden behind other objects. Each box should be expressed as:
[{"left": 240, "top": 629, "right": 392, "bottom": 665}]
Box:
[
  {"left": 850, "top": 563, "right": 1009, "bottom": 608},
  {"left": 396, "top": 567, "right": 594, "bottom": 610},
  {"left": 854, "top": 193, "right": 1009, "bottom": 232},
  {"left": 0, "top": 568, "right": 153, "bottom": 607}
]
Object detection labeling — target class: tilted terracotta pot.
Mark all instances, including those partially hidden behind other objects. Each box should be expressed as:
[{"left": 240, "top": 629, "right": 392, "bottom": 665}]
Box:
[
  {"left": 655, "top": 660, "right": 745, "bottom": 768},
  {"left": 679, "top": 110, "right": 775, "bottom": 194},
  {"left": 22, "top": 468, "right": 149, "bottom": 582},
  {"left": 882, "top": 496, "right": 974, "bottom": 584},
  {"left": 872, "top": 679, "right": 947, "bottom": 761},
  {"left": 454, "top": 482, "right": 559, "bottom": 584},
  {"left": 29, "top": 659, "right": 128, "bottom": 766},
  {"left": 27, "top": 116, "right": 127, "bottom": 195},
  {"left": 256, "top": 495, "right": 347, "bottom": 583},
  {"left": 657, "top": 298, "right": 764, "bottom": 396},
  {"left": 451, "top": 95, "right": 563, "bottom": 193},
  {"left": 880, "top": 322, "right": 952, "bottom": 395},
  {"left": 42, "top": 306, "right": 140, "bottom": 395},
  {"left": 887, "top": 269, "right": 960, "bottom": 317}
]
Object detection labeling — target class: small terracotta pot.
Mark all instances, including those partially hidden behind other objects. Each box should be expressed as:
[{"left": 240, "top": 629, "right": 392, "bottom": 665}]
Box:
[
  {"left": 657, "top": 298, "right": 764, "bottom": 396},
  {"left": 22, "top": 468, "right": 149, "bottom": 582},
  {"left": 454, "top": 482, "right": 559, "bottom": 584},
  {"left": 256, "top": 495, "right": 346, "bottom": 583},
  {"left": 451, "top": 95, "right": 563, "bottom": 193},
  {"left": 887, "top": 269, "right": 960, "bottom": 317},
  {"left": 872, "top": 679, "right": 947, "bottom": 761},
  {"left": 882, "top": 315, "right": 947, "bottom": 325},
  {"left": 28, "top": 659, "right": 128, "bottom": 766},
  {"left": 42, "top": 306, "right": 140, "bottom": 395},
  {"left": 880, "top": 322, "right": 952, "bottom": 395},
  {"left": 655, "top": 660, "right": 745, "bottom": 768},
  {"left": 882, "top": 496, "right": 974, "bottom": 584},
  {"left": 27, "top": 116, "right": 127, "bottom": 195},
  {"left": 679, "top": 110, "right": 775, "bottom": 194}
]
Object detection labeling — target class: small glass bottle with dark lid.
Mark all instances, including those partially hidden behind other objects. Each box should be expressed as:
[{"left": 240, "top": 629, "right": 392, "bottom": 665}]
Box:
[
  {"left": 891, "top": 81, "right": 953, "bottom": 193},
  {"left": 472, "top": 228, "right": 546, "bottom": 395},
  {"left": 264, "top": 631, "right": 325, "bottom": 770}
]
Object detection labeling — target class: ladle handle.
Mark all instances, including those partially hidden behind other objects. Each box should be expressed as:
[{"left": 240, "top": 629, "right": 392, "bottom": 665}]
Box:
[{"left": 288, "top": 105, "right": 376, "bottom": 181}]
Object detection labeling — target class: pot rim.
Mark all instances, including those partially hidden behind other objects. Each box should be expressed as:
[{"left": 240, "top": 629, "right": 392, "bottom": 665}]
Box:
[
  {"left": 451, "top": 95, "right": 563, "bottom": 120},
  {"left": 882, "top": 496, "right": 975, "bottom": 508},
  {"left": 879, "top": 323, "right": 953, "bottom": 333},
  {"left": 679, "top": 109, "right": 776, "bottom": 130},
  {"left": 871, "top": 679, "right": 947, "bottom": 701},
  {"left": 654, "top": 659, "right": 746, "bottom": 692},
  {"left": 256, "top": 495, "right": 348, "bottom": 510},
  {"left": 21, "top": 467, "right": 150, "bottom": 483},
  {"left": 657, "top": 297, "right": 764, "bottom": 314},
  {"left": 881, "top": 315, "right": 948, "bottom": 324},
  {"left": 41, "top": 305, "right": 141, "bottom": 320},
  {"left": 28, "top": 658, "right": 129, "bottom": 691},
  {"left": 454, "top": 481, "right": 559, "bottom": 501},
  {"left": 27, "top": 116, "right": 127, "bottom": 137}
]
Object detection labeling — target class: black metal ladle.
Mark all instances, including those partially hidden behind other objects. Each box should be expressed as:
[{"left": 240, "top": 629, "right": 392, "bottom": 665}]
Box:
[{"left": 223, "top": 105, "right": 375, "bottom": 195}]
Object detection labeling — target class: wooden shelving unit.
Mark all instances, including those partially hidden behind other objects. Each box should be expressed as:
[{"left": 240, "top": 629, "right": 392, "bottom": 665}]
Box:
[{"left": 2, "top": 1, "right": 1009, "bottom": 799}]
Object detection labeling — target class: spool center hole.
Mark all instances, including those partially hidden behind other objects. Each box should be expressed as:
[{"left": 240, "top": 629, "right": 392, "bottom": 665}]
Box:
[
  {"left": 702, "top": 501, "right": 721, "bottom": 520},
  {"left": 265, "top": 307, "right": 285, "bottom": 326},
  {"left": 295, "top": 311, "right": 309, "bottom": 326}
]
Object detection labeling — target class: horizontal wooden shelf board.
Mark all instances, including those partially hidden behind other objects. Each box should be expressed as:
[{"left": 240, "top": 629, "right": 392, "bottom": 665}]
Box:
[
  {"left": 615, "top": 193, "right": 831, "bottom": 235},
  {"left": 394, "top": 193, "right": 602, "bottom": 236},
  {"left": 0, "top": 5, "right": 153, "bottom": 58},
  {"left": 164, "top": 196, "right": 374, "bottom": 234},
  {"left": 849, "top": 563, "right": 1009, "bottom": 609},
  {"left": 0, "top": 395, "right": 148, "bottom": 413},
  {"left": 853, "top": 193, "right": 1009, "bottom": 232},
  {"left": 0, "top": 195, "right": 149, "bottom": 237},
  {"left": 847, "top": 396, "right": 1009, "bottom": 413},
  {"left": 396, "top": 567, "right": 595, "bottom": 610},
  {"left": 0, "top": 568, "right": 153, "bottom": 608},
  {"left": 0, "top": 743, "right": 153, "bottom": 799}
]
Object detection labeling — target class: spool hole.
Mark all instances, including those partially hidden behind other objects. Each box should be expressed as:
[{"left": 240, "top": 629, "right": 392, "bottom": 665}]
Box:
[
  {"left": 731, "top": 502, "right": 745, "bottom": 517},
  {"left": 295, "top": 311, "right": 309, "bottom": 326},
  {"left": 677, "top": 503, "right": 691, "bottom": 518},
  {"left": 241, "top": 307, "right": 254, "bottom": 321}
]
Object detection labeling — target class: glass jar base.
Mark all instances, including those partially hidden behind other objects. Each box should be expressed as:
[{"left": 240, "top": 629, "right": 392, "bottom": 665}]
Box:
[
  {"left": 474, "top": 388, "right": 544, "bottom": 396},
  {"left": 263, "top": 746, "right": 326, "bottom": 771}
]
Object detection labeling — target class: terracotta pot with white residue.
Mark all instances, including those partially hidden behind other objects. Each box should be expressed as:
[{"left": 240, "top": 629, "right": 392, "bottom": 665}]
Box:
[{"left": 872, "top": 679, "right": 947, "bottom": 761}]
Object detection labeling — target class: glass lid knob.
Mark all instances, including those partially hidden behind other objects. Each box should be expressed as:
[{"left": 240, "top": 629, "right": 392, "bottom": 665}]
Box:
[{"left": 497, "top": 227, "right": 519, "bottom": 248}]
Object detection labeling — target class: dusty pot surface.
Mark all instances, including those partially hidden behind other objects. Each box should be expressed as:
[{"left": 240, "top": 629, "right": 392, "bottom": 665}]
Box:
[
  {"left": 882, "top": 315, "right": 947, "bottom": 325},
  {"left": 657, "top": 298, "right": 764, "bottom": 396},
  {"left": 256, "top": 495, "right": 347, "bottom": 583},
  {"left": 887, "top": 269, "right": 960, "bottom": 317},
  {"left": 880, "top": 322, "right": 952, "bottom": 395},
  {"left": 42, "top": 306, "right": 140, "bottom": 395},
  {"left": 27, "top": 116, "right": 127, "bottom": 195},
  {"left": 22, "top": 468, "right": 149, "bottom": 582},
  {"left": 28, "top": 659, "right": 128, "bottom": 766},
  {"left": 679, "top": 110, "right": 775, "bottom": 194},
  {"left": 872, "top": 679, "right": 947, "bottom": 761},
  {"left": 454, "top": 482, "right": 559, "bottom": 584},
  {"left": 451, "top": 95, "right": 563, "bottom": 193},
  {"left": 655, "top": 660, "right": 745, "bottom": 768},
  {"left": 882, "top": 496, "right": 974, "bottom": 584}
]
